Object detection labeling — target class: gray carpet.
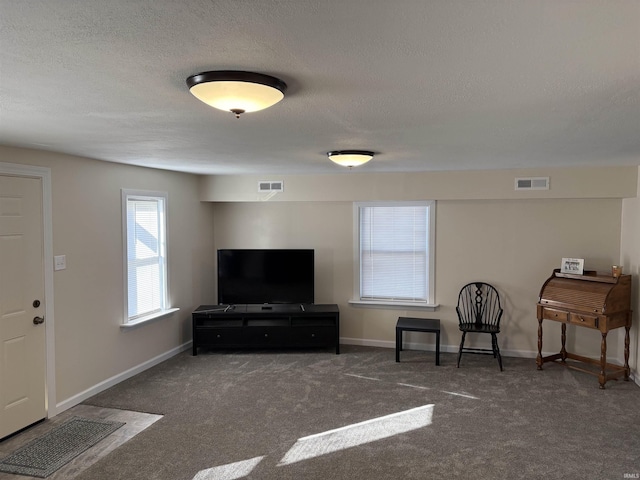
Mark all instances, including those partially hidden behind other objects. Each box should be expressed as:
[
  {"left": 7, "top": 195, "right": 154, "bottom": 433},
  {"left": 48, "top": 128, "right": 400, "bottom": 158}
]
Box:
[
  {"left": 0, "top": 417, "right": 125, "bottom": 478},
  {"left": 78, "top": 345, "right": 640, "bottom": 480}
]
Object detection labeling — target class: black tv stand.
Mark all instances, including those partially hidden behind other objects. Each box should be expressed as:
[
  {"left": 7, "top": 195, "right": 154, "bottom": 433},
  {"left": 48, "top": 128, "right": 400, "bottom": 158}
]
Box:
[{"left": 192, "top": 304, "right": 340, "bottom": 355}]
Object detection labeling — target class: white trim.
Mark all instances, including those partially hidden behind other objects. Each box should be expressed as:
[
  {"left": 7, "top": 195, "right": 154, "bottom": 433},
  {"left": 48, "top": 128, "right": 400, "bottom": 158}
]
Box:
[
  {"left": 353, "top": 200, "right": 436, "bottom": 305},
  {"left": 0, "top": 162, "right": 56, "bottom": 417},
  {"left": 340, "top": 336, "right": 639, "bottom": 380},
  {"left": 120, "top": 307, "right": 180, "bottom": 329},
  {"left": 342, "top": 336, "right": 509, "bottom": 354},
  {"left": 348, "top": 299, "right": 439, "bottom": 311},
  {"left": 121, "top": 189, "right": 171, "bottom": 325},
  {"left": 56, "top": 341, "right": 192, "bottom": 414}
]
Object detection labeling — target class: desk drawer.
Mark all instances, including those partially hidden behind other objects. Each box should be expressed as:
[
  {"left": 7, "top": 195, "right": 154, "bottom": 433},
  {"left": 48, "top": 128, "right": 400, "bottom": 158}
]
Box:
[
  {"left": 196, "top": 328, "right": 243, "bottom": 346},
  {"left": 291, "top": 326, "right": 335, "bottom": 346},
  {"left": 244, "top": 326, "right": 289, "bottom": 345},
  {"left": 542, "top": 308, "right": 568, "bottom": 322},
  {"left": 569, "top": 313, "right": 598, "bottom": 329}
]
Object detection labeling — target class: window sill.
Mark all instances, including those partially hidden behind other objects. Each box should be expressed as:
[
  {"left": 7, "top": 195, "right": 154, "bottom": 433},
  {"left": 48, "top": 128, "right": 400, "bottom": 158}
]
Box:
[
  {"left": 121, "top": 308, "right": 180, "bottom": 330},
  {"left": 348, "top": 300, "right": 439, "bottom": 311}
]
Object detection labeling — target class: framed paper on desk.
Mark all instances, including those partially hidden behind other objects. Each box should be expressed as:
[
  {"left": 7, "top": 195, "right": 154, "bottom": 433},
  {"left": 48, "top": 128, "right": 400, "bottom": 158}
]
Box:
[{"left": 561, "top": 258, "right": 584, "bottom": 275}]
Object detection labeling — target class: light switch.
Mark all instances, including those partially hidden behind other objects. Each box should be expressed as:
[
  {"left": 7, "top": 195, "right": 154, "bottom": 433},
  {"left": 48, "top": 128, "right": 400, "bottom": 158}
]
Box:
[{"left": 54, "top": 255, "right": 66, "bottom": 271}]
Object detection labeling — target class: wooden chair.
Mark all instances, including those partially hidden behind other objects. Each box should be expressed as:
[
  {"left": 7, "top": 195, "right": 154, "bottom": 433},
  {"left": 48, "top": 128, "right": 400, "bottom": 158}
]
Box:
[{"left": 456, "top": 282, "right": 503, "bottom": 371}]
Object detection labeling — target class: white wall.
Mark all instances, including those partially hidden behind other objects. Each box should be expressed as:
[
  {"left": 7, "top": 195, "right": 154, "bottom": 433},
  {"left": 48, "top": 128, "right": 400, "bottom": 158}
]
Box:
[{"left": 0, "top": 146, "right": 216, "bottom": 410}]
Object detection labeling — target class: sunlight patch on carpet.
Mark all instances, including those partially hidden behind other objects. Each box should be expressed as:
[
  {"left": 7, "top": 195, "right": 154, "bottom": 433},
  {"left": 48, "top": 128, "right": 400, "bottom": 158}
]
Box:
[
  {"left": 344, "top": 373, "right": 381, "bottom": 381},
  {"left": 398, "top": 382, "right": 431, "bottom": 390},
  {"left": 192, "top": 456, "right": 264, "bottom": 480},
  {"left": 441, "top": 391, "right": 479, "bottom": 399},
  {"left": 278, "top": 404, "right": 434, "bottom": 465}
]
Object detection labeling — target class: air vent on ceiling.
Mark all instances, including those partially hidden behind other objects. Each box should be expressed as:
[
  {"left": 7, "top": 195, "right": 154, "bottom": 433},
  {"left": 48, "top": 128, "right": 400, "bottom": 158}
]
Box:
[
  {"left": 515, "top": 177, "right": 549, "bottom": 191},
  {"left": 258, "top": 181, "right": 284, "bottom": 193}
]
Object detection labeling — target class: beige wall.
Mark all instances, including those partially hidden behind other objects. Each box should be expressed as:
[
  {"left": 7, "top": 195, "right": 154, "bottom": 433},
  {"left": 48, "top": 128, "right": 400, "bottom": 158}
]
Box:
[
  {"left": 621, "top": 167, "right": 640, "bottom": 383},
  {"left": 205, "top": 165, "right": 638, "bottom": 369},
  {"left": 2, "top": 144, "right": 637, "bottom": 413},
  {"left": 200, "top": 167, "right": 640, "bottom": 368},
  {"left": 200, "top": 166, "right": 638, "bottom": 202},
  {"left": 212, "top": 198, "right": 624, "bottom": 362},
  {"left": 0, "top": 146, "right": 216, "bottom": 408}
]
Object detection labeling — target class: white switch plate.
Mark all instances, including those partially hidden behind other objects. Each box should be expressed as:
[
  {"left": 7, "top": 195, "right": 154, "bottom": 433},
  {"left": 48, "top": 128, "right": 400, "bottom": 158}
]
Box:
[{"left": 54, "top": 255, "right": 66, "bottom": 271}]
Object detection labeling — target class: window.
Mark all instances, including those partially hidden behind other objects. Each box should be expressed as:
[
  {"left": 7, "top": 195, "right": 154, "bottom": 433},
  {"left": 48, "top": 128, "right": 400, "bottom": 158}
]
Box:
[
  {"left": 122, "top": 190, "right": 173, "bottom": 324},
  {"left": 354, "top": 201, "right": 436, "bottom": 307}
]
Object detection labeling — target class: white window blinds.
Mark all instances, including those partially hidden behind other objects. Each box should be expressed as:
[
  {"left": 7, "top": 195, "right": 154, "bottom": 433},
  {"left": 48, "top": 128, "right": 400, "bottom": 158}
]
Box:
[
  {"left": 125, "top": 193, "right": 167, "bottom": 321},
  {"left": 359, "top": 203, "right": 430, "bottom": 302}
]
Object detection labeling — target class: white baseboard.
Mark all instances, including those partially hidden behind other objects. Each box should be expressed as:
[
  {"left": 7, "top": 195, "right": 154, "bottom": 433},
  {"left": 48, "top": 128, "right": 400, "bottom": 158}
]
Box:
[
  {"left": 339, "top": 336, "right": 639, "bottom": 367},
  {"left": 339, "top": 336, "right": 542, "bottom": 358},
  {"left": 53, "top": 341, "right": 192, "bottom": 416}
]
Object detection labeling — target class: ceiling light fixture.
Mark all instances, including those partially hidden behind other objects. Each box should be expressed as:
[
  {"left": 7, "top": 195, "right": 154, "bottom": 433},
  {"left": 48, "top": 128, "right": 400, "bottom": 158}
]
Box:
[
  {"left": 327, "top": 150, "right": 375, "bottom": 168},
  {"left": 186, "top": 71, "right": 287, "bottom": 118}
]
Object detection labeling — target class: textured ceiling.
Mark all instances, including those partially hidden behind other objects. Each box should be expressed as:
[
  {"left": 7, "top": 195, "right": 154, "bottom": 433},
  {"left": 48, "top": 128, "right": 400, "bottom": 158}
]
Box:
[{"left": 1, "top": 1, "right": 639, "bottom": 175}]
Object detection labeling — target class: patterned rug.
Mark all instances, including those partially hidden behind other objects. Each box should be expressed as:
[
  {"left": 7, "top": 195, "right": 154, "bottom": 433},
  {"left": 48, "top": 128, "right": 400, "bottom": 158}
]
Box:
[{"left": 0, "top": 417, "right": 125, "bottom": 478}]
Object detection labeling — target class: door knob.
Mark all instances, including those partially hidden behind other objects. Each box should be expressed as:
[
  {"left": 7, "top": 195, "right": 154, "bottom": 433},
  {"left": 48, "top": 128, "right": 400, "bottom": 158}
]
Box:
[{"left": 33, "top": 316, "right": 45, "bottom": 325}]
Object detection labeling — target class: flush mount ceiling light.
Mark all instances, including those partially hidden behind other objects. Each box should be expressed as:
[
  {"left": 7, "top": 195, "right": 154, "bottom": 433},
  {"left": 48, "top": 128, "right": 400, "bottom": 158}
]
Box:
[
  {"left": 186, "top": 71, "right": 287, "bottom": 118},
  {"left": 327, "top": 150, "right": 375, "bottom": 168}
]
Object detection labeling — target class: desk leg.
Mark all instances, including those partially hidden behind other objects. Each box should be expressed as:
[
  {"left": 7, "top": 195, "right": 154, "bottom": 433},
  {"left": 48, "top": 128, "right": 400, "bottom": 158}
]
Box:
[
  {"left": 599, "top": 332, "right": 607, "bottom": 389},
  {"left": 536, "top": 318, "right": 543, "bottom": 370},
  {"left": 624, "top": 325, "right": 630, "bottom": 381},
  {"left": 560, "top": 323, "right": 567, "bottom": 362}
]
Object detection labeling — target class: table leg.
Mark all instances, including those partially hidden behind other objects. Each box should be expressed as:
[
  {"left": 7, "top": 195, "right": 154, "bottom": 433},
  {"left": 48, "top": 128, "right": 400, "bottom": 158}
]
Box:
[
  {"left": 599, "top": 332, "right": 607, "bottom": 389},
  {"left": 536, "top": 318, "right": 543, "bottom": 370},
  {"left": 560, "top": 322, "right": 567, "bottom": 362},
  {"left": 396, "top": 328, "right": 401, "bottom": 362},
  {"left": 624, "top": 325, "right": 630, "bottom": 381}
]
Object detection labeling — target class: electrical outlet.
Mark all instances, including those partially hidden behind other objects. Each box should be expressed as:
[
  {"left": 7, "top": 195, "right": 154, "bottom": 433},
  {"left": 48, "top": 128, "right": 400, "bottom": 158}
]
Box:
[{"left": 54, "top": 255, "right": 66, "bottom": 271}]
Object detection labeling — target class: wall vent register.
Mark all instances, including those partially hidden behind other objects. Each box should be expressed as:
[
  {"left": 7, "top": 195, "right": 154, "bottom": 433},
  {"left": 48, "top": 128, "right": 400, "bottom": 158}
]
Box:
[
  {"left": 258, "top": 181, "right": 284, "bottom": 193},
  {"left": 515, "top": 177, "right": 549, "bottom": 191}
]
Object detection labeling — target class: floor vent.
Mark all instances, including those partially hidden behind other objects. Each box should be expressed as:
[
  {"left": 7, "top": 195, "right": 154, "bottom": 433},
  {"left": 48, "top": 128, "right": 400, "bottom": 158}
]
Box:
[
  {"left": 258, "top": 181, "right": 284, "bottom": 193},
  {"left": 515, "top": 177, "right": 549, "bottom": 191}
]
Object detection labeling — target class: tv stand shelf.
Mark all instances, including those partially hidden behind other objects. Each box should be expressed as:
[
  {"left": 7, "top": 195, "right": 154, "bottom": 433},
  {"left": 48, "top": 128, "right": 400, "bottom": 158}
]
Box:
[{"left": 192, "top": 304, "right": 340, "bottom": 355}]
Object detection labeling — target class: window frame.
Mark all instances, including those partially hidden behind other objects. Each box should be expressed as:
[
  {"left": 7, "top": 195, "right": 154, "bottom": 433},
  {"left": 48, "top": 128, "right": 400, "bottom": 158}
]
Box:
[
  {"left": 121, "top": 189, "right": 177, "bottom": 327},
  {"left": 350, "top": 200, "right": 438, "bottom": 311}
]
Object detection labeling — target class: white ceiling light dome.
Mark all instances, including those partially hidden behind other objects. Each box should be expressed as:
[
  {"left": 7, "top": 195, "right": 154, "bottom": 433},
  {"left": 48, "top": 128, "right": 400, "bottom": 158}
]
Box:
[
  {"left": 327, "top": 150, "right": 375, "bottom": 168},
  {"left": 187, "top": 71, "right": 287, "bottom": 118}
]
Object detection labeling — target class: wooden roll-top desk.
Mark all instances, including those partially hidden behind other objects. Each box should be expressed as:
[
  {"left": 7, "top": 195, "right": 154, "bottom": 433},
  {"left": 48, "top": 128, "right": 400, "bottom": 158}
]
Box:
[{"left": 536, "top": 268, "right": 632, "bottom": 388}]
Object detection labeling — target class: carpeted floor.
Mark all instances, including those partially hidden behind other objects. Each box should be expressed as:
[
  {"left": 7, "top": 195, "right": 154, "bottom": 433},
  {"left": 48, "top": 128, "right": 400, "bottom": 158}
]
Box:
[{"left": 76, "top": 345, "right": 640, "bottom": 480}]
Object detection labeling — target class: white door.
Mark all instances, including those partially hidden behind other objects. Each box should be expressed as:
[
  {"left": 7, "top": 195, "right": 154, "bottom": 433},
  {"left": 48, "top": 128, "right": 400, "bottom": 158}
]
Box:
[{"left": 0, "top": 175, "right": 46, "bottom": 439}]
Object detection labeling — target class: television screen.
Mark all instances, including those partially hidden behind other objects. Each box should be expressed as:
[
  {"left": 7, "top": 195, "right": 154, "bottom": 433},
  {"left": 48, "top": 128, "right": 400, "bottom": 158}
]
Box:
[{"left": 217, "top": 249, "right": 314, "bottom": 305}]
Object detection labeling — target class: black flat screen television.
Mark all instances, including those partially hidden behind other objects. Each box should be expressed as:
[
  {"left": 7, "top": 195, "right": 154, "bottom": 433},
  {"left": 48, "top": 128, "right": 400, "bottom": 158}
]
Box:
[{"left": 217, "top": 249, "right": 314, "bottom": 305}]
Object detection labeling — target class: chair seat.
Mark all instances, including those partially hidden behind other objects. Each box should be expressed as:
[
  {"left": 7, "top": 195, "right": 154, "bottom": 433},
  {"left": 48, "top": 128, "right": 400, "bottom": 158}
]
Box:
[{"left": 459, "top": 323, "right": 500, "bottom": 334}]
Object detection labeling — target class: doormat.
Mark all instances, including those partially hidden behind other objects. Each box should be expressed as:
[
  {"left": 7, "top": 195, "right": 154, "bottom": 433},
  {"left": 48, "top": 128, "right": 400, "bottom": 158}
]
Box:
[{"left": 0, "top": 416, "right": 125, "bottom": 478}]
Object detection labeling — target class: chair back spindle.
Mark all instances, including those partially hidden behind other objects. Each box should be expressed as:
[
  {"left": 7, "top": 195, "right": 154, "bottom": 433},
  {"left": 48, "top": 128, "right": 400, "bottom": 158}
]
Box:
[{"left": 457, "top": 282, "right": 502, "bottom": 329}]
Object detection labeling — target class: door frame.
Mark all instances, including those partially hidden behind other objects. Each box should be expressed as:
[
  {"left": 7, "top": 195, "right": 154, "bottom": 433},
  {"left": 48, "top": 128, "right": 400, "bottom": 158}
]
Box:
[{"left": 0, "top": 162, "right": 56, "bottom": 417}]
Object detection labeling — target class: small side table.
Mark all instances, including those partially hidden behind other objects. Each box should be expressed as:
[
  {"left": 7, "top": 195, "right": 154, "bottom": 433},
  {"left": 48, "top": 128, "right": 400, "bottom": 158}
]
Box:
[{"left": 396, "top": 317, "right": 441, "bottom": 366}]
